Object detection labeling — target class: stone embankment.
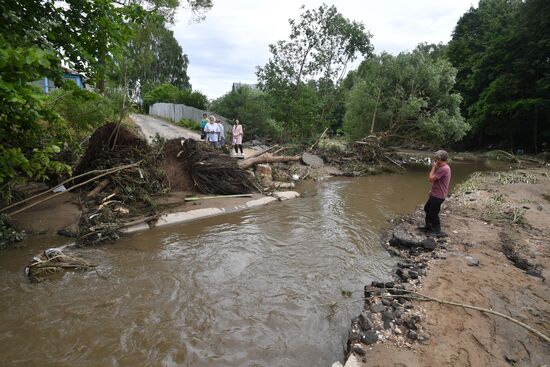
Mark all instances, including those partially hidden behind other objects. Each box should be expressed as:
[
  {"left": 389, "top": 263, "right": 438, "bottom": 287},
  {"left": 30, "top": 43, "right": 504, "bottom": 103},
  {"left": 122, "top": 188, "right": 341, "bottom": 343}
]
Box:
[{"left": 337, "top": 168, "right": 550, "bottom": 367}]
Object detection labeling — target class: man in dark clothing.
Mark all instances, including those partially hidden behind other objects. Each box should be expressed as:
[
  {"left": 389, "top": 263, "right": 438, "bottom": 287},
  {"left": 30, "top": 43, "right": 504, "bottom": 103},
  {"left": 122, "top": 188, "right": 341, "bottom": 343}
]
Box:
[{"left": 419, "top": 150, "right": 451, "bottom": 235}]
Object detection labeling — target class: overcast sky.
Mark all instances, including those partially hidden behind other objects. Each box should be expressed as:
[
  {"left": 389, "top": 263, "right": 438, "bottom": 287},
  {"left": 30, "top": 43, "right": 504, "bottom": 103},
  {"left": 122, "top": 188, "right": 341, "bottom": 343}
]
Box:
[{"left": 173, "top": 0, "right": 476, "bottom": 99}]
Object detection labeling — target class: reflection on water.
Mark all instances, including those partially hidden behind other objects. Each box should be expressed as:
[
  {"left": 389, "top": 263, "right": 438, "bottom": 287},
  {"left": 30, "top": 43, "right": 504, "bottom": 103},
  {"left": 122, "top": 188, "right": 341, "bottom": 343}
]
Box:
[{"left": 0, "top": 161, "right": 498, "bottom": 366}]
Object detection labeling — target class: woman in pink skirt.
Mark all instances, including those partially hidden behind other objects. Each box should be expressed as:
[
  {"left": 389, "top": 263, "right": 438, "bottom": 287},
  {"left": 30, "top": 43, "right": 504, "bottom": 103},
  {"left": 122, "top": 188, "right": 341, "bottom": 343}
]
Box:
[{"left": 232, "top": 119, "right": 244, "bottom": 157}]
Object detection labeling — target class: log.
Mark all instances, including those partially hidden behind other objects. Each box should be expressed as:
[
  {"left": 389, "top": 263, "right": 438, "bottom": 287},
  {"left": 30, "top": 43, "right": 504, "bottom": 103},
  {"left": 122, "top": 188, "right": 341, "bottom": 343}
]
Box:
[
  {"left": 184, "top": 194, "right": 253, "bottom": 202},
  {"left": 238, "top": 155, "right": 301, "bottom": 169},
  {"left": 245, "top": 144, "right": 279, "bottom": 160},
  {"left": 86, "top": 178, "right": 111, "bottom": 198}
]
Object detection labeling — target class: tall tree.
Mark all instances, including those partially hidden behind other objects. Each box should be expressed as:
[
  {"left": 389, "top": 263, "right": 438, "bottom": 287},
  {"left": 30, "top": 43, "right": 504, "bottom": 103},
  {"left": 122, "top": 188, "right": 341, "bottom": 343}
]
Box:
[
  {"left": 256, "top": 4, "right": 372, "bottom": 140},
  {"left": 123, "top": 16, "right": 191, "bottom": 97}
]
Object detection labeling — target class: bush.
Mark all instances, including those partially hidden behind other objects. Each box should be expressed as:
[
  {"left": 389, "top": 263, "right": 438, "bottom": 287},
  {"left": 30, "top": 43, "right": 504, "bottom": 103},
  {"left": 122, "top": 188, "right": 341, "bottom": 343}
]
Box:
[
  {"left": 142, "top": 83, "right": 208, "bottom": 111},
  {"left": 178, "top": 118, "right": 201, "bottom": 131},
  {"left": 46, "top": 85, "right": 115, "bottom": 137},
  {"left": 0, "top": 214, "right": 25, "bottom": 250}
]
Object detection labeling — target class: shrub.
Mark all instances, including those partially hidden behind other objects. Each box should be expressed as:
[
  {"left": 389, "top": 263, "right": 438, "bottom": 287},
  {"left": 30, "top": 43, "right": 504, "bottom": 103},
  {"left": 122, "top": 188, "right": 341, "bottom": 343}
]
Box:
[{"left": 178, "top": 118, "right": 201, "bottom": 131}]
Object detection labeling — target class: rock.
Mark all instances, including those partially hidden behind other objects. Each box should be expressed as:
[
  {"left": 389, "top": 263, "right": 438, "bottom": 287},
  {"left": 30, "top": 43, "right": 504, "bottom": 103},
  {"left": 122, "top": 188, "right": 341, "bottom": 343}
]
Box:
[
  {"left": 57, "top": 228, "right": 77, "bottom": 238},
  {"left": 396, "top": 268, "right": 408, "bottom": 281},
  {"left": 382, "top": 311, "right": 395, "bottom": 321},
  {"left": 255, "top": 164, "right": 272, "bottom": 176},
  {"left": 272, "top": 191, "right": 300, "bottom": 201},
  {"left": 417, "top": 334, "right": 429, "bottom": 344},
  {"left": 397, "top": 262, "right": 413, "bottom": 268},
  {"left": 394, "top": 327, "right": 402, "bottom": 335},
  {"left": 408, "top": 330, "right": 418, "bottom": 340},
  {"left": 371, "top": 281, "right": 385, "bottom": 288},
  {"left": 391, "top": 229, "right": 426, "bottom": 248},
  {"left": 301, "top": 152, "right": 324, "bottom": 168},
  {"left": 404, "top": 302, "right": 414, "bottom": 310},
  {"left": 370, "top": 303, "right": 386, "bottom": 313},
  {"left": 361, "top": 330, "right": 378, "bottom": 345},
  {"left": 394, "top": 318, "right": 403, "bottom": 326},
  {"left": 382, "top": 299, "right": 392, "bottom": 307},
  {"left": 358, "top": 312, "right": 373, "bottom": 331},
  {"left": 408, "top": 270, "right": 419, "bottom": 279},
  {"left": 351, "top": 345, "right": 366, "bottom": 356},
  {"left": 384, "top": 281, "right": 395, "bottom": 288},
  {"left": 412, "top": 315, "right": 421, "bottom": 323},
  {"left": 405, "top": 319, "right": 417, "bottom": 330},
  {"left": 466, "top": 256, "right": 480, "bottom": 266},
  {"left": 421, "top": 238, "right": 437, "bottom": 250},
  {"left": 504, "top": 355, "right": 518, "bottom": 364}
]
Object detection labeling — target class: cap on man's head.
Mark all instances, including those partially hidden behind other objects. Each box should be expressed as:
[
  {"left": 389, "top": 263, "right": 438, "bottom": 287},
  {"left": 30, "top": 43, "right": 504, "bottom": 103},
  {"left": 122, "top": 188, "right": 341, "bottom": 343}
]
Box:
[{"left": 434, "top": 150, "right": 449, "bottom": 161}]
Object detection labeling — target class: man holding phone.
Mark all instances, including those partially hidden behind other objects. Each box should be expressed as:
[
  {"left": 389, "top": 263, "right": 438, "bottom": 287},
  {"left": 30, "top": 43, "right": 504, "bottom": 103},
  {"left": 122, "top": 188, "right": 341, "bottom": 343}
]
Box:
[{"left": 419, "top": 150, "right": 451, "bottom": 235}]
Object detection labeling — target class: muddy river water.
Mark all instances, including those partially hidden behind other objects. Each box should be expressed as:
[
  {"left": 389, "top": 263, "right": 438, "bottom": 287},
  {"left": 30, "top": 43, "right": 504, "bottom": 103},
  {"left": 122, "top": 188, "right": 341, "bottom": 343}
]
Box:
[{"left": 0, "top": 162, "right": 504, "bottom": 366}]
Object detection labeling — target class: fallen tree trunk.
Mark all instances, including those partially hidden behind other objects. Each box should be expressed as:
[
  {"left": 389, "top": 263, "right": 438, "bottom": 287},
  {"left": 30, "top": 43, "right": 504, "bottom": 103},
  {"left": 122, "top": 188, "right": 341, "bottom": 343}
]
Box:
[
  {"left": 87, "top": 178, "right": 111, "bottom": 198},
  {"left": 246, "top": 144, "right": 279, "bottom": 160},
  {"left": 238, "top": 155, "right": 301, "bottom": 169}
]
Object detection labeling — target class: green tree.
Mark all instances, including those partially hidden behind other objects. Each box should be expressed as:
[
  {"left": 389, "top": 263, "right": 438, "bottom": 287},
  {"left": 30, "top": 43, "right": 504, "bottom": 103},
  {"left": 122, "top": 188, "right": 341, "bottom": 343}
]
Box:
[
  {"left": 256, "top": 4, "right": 372, "bottom": 140},
  {"left": 445, "top": 0, "right": 550, "bottom": 150},
  {"left": 142, "top": 82, "right": 208, "bottom": 110},
  {"left": 210, "top": 86, "right": 281, "bottom": 139},
  {"left": 343, "top": 52, "right": 468, "bottom": 145},
  {"left": 124, "top": 16, "right": 191, "bottom": 97}
]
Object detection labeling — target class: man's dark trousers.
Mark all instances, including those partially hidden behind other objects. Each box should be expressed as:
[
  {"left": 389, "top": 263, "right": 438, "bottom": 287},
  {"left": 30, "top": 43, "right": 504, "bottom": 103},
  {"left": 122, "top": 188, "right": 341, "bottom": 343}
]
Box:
[{"left": 424, "top": 195, "right": 445, "bottom": 231}]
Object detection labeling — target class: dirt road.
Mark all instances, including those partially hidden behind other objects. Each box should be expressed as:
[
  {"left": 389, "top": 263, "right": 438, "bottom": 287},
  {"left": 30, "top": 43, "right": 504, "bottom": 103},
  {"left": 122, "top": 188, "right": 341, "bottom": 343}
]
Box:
[{"left": 131, "top": 113, "right": 200, "bottom": 142}]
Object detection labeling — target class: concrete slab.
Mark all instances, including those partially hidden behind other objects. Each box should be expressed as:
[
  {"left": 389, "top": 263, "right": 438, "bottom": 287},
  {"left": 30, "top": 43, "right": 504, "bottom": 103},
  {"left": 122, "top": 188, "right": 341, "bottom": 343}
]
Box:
[
  {"left": 120, "top": 222, "right": 151, "bottom": 234},
  {"left": 156, "top": 208, "right": 225, "bottom": 227},
  {"left": 244, "top": 197, "right": 277, "bottom": 208}
]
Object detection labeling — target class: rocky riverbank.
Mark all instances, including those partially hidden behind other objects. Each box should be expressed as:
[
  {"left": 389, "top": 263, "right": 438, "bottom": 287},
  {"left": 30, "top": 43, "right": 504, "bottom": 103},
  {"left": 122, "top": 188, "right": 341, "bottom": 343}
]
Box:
[{"left": 338, "top": 167, "right": 550, "bottom": 367}]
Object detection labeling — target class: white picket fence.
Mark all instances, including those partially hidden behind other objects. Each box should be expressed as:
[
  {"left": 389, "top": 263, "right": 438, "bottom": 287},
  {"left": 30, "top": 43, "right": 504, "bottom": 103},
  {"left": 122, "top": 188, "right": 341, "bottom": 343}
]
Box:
[{"left": 149, "top": 102, "right": 232, "bottom": 133}]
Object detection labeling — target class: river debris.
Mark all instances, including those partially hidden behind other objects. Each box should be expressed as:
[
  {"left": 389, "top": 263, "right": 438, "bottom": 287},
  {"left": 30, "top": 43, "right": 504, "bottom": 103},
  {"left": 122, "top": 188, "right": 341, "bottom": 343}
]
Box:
[
  {"left": 73, "top": 123, "right": 167, "bottom": 246},
  {"left": 25, "top": 248, "right": 93, "bottom": 281},
  {"left": 313, "top": 135, "right": 403, "bottom": 176}
]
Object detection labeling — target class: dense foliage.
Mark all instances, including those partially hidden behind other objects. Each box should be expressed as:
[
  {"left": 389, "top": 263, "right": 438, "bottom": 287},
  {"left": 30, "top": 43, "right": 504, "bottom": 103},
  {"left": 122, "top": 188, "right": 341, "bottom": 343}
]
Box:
[
  {"left": 210, "top": 86, "right": 283, "bottom": 139},
  {"left": 447, "top": 0, "right": 550, "bottom": 152},
  {"left": 343, "top": 51, "right": 468, "bottom": 144},
  {"left": 0, "top": 0, "right": 213, "bottom": 201},
  {"left": 256, "top": 4, "right": 372, "bottom": 141},
  {"left": 142, "top": 83, "right": 208, "bottom": 110}
]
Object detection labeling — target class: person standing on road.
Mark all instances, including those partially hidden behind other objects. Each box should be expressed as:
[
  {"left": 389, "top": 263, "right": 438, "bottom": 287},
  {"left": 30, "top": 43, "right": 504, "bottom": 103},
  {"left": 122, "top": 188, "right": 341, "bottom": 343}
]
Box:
[
  {"left": 204, "top": 115, "right": 220, "bottom": 148},
  {"left": 232, "top": 119, "right": 244, "bottom": 157},
  {"left": 419, "top": 150, "right": 451, "bottom": 235},
  {"left": 200, "top": 113, "right": 208, "bottom": 140},
  {"left": 216, "top": 119, "right": 225, "bottom": 147}
]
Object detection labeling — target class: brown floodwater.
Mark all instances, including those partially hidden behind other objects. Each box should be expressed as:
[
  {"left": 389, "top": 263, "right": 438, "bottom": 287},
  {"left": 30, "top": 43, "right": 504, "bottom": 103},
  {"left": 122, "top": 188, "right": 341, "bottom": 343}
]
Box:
[{"left": 0, "top": 161, "right": 507, "bottom": 366}]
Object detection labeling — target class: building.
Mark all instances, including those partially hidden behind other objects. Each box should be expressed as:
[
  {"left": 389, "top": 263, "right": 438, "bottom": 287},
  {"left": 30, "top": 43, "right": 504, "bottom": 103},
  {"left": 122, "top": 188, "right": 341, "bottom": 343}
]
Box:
[{"left": 33, "top": 69, "right": 86, "bottom": 93}]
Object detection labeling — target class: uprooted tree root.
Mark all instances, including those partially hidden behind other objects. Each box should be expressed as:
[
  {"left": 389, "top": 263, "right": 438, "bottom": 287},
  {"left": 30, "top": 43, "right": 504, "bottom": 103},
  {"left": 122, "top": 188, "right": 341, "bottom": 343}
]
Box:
[
  {"left": 74, "top": 123, "right": 168, "bottom": 246},
  {"left": 177, "top": 139, "right": 258, "bottom": 195}
]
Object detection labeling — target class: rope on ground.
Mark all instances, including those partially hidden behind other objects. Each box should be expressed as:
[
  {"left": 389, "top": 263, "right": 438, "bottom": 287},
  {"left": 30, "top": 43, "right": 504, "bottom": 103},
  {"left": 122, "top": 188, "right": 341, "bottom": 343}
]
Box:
[
  {"left": 378, "top": 289, "right": 550, "bottom": 344},
  {"left": 317, "top": 287, "right": 550, "bottom": 344}
]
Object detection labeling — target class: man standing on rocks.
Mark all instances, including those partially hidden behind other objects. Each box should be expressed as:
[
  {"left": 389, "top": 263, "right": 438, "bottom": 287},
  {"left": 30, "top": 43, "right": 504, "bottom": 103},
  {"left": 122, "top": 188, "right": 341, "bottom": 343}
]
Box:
[{"left": 419, "top": 150, "right": 451, "bottom": 235}]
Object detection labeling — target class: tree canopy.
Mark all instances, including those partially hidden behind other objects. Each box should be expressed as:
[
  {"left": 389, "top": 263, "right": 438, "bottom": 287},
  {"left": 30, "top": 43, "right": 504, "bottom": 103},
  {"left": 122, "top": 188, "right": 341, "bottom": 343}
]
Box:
[
  {"left": 256, "top": 3, "right": 372, "bottom": 141},
  {"left": 447, "top": 0, "right": 550, "bottom": 152},
  {"left": 343, "top": 51, "right": 468, "bottom": 144}
]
